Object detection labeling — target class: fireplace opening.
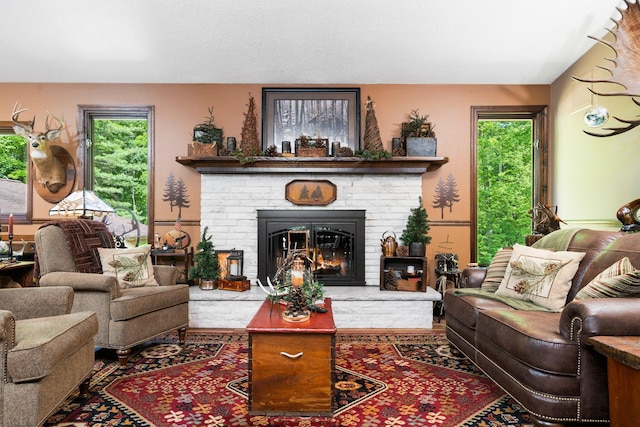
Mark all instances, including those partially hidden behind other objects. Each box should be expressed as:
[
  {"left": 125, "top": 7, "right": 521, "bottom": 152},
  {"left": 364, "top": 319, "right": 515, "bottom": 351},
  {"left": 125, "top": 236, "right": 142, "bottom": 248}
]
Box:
[{"left": 257, "top": 210, "right": 365, "bottom": 286}]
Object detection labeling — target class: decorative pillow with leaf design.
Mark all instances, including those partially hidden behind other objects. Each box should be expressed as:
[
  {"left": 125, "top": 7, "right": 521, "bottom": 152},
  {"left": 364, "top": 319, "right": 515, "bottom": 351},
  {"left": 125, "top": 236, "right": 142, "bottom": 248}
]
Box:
[
  {"left": 98, "top": 245, "right": 159, "bottom": 288},
  {"left": 495, "top": 244, "right": 585, "bottom": 310},
  {"left": 574, "top": 257, "right": 640, "bottom": 299}
]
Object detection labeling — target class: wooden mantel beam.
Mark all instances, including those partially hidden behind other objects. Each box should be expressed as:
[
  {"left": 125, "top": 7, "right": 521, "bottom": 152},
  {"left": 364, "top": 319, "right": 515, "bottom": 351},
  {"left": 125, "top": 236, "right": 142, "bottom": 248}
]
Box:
[{"left": 175, "top": 156, "right": 449, "bottom": 175}]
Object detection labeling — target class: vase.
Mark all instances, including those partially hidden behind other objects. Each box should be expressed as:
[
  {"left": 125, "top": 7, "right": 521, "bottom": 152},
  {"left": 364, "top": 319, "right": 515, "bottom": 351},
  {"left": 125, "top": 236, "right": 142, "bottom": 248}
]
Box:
[{"left": 408, "top": 242, "right": 426, "bottom": 257}]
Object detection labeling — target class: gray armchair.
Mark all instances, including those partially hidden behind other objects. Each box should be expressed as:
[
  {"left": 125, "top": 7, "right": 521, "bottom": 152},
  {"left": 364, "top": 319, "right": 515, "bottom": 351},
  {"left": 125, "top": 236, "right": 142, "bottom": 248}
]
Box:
[
  {"left": 35, "top": 219, "right": 190, "bottom": 366},
  {"left": 0, "top": 286, "right": 98, "bottom": 427}
]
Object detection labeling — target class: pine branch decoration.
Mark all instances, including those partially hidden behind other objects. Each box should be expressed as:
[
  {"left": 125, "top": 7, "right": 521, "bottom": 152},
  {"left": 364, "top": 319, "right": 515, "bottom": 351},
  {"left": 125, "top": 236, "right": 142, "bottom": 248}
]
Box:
[
  {"left": 363, "top": 96, "right": 384, "bottom": 152},
  {"left": 240, "top": 94, "right": 261, "bottom": 156}
]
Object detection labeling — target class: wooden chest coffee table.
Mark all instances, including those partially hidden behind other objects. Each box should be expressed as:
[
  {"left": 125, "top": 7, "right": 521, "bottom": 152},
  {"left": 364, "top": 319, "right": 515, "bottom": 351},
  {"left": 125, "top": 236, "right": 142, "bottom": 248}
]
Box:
[{"left": 246, "top": 298, "right": 336, "bottom": 416}]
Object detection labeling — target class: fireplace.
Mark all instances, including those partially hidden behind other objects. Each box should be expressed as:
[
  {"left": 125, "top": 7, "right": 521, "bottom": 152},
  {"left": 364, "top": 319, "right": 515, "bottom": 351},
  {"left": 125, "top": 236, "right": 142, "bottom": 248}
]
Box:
[{"left": 257, "top": 210, "right": 365, "bottom": 286}]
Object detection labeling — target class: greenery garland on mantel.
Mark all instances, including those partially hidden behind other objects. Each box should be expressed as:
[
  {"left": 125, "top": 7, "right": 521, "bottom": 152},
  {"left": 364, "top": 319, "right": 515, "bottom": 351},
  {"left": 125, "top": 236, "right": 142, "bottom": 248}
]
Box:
[{"left": 175, "top": 156, "right": 449, "bottom": 175}]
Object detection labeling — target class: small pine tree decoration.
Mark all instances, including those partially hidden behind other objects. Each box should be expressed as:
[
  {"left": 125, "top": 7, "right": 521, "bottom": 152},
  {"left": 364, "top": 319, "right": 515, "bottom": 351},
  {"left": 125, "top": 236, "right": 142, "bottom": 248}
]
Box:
[
  {"left": 189, "top": 226, "right": 221, "bottom": 281},
  {"left": 363, "top": 96, "right": 384, "bottom": 152},
  {"left": 239, "top": 94, "right": 261, "bottom": 156},
  {"left": 400, "top": 197, "right": 432, "bottom": 245}
]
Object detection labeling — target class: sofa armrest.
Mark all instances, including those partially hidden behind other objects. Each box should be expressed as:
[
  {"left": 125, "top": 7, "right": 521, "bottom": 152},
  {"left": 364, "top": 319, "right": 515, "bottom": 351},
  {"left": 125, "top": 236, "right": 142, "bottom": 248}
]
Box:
[
  {"left": 0, "top": 287, "right": 74, "bottom": 319},
  {"left": 460, "top": 268, "right": 487, "bottom": 288},
  {"left": 560, "top": 298, "right": 640, "bottom": 342},
  {"left": 153, "top": 265, "right": 180, "bottom": 286},
  {"left": 39, "top": 271, "right": 119, "bottom": 297}
]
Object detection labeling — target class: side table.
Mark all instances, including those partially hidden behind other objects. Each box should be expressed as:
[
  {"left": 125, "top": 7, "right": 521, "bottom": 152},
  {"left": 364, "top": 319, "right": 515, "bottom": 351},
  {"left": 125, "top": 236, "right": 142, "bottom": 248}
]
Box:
[
  {"left": 0, "top": 261, "right": 36, "bottom": 287},
  {"left": 246, "top": 298, "right": 336, "bottom": 416},
  {"left": 434, "top": 269, "right": 461, "bottom": 322},
  {"left": 589, "top": 335, "right": 640, "bottom": 427},
  {"left": 151, "top": 248, "right": 193, "bottom": 284}
]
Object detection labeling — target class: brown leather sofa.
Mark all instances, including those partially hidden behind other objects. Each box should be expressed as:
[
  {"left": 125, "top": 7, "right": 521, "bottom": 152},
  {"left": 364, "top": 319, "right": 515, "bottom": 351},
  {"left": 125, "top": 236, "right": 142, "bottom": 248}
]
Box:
[{"left": 444, "top": 228, "right": 640, "bottom": 426}]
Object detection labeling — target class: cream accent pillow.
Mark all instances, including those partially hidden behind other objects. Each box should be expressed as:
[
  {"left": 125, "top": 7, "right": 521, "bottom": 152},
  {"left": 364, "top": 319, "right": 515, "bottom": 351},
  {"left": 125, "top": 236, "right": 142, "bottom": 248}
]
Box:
[
  {"left": 574, "top": 257, "right": 640, "bottom": 299},
  {"left": 98, "top": 245, "right": 159, "bottom": 288},
  {"left": 495, "top": 244, "right": 586, "bottom": 310},
  {"left": 481, "top": 247, "right": 513, "bottom": 292}
]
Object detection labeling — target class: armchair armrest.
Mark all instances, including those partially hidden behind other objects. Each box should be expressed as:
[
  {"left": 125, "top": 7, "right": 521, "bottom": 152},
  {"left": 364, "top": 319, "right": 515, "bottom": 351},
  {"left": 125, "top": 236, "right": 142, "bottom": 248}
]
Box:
[
  {"left": 153, "top": 265, "right": 180, "bottom": 286},
  {"left": 0, "top": 310, "right": 16, "bottom": 349},
  {"left": 39, "top": 271, "right": 119, "bottom": 297},
  {"left": 0, "top": 287, "right": 74, "bottom": 319},
  {"left": 560, "top": 298, "right": 640, "bottom": 342}
]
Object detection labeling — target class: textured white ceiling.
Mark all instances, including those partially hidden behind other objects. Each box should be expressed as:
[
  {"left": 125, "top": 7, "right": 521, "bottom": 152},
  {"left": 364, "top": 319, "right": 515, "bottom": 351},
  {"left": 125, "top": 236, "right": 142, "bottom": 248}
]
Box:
[{"left": 1, "top": 0, "right": 624, "bottom": 84}]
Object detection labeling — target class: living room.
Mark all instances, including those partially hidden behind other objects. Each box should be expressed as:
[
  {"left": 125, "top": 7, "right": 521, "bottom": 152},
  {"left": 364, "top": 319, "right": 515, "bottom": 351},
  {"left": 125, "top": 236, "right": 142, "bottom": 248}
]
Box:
[{"left": 2, "top": 1, "right": 640, "bottom": 425}]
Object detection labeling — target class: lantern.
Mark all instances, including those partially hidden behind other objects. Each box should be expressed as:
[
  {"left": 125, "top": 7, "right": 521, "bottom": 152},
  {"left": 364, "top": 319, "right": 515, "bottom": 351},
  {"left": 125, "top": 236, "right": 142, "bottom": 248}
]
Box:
[{"left": 226, "top": 250, "right": 244, "bottom": 280}]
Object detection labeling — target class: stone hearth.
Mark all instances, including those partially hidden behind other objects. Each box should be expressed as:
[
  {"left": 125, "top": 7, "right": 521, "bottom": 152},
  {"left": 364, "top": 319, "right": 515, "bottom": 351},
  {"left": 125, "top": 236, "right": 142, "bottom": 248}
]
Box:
[{"left": 189, "top": 286, "right": 441, "bottom": 329}]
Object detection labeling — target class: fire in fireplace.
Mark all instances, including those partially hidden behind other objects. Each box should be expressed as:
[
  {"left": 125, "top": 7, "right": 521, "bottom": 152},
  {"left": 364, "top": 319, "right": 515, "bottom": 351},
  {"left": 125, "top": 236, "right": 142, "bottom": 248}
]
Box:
[{"left": 257, "top": 210, "right": 365, "bottom": 286}]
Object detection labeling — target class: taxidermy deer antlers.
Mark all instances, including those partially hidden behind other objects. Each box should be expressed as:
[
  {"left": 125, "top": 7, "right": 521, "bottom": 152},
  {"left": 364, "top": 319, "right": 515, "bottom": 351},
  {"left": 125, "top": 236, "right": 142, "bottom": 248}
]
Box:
[
  {"left": 11, "top": 102, "right": 67, "bottom": 193},
  {"left": 573, "top": 0, "right": 640, "bottom": 137}
]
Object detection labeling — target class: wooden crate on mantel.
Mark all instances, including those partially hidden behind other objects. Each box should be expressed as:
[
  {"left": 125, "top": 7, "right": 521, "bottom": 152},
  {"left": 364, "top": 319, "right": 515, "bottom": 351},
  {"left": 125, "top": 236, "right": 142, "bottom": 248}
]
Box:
[
  {"left": 218, "top": 278, "right": 251, "bottom": 292},
  {"left": 188, "top": 142, "right": 218, "bottom": 157}
]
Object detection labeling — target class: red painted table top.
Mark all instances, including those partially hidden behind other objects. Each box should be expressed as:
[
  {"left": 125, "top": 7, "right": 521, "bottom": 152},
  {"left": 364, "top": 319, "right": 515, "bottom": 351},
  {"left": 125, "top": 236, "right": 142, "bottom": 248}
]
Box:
[{"left": 246, "top": 297, "right": 336, "bottom": 334}]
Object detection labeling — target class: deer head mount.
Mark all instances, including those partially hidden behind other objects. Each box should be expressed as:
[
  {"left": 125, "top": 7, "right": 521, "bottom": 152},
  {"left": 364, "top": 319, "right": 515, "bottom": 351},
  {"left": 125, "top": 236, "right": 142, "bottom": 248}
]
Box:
[
  {"left": 573, "top": 0, "right": 640, "bottom": 137},
  {"left": 12, "top": 102, "right": 68, "bottom": 193}
]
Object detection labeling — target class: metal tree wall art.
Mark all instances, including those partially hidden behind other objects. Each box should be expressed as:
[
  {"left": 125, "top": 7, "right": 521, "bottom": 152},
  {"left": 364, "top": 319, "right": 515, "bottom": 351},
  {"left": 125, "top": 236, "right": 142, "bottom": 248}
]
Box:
[
  {"left": 162, "top": 172, "right": 191, "bottom": 216},
  {"left": 573, "top": 0, "right": 640, "bottom": 136},
  {"left": 432, "top": 173, "right": 460, "bottom": 218}
]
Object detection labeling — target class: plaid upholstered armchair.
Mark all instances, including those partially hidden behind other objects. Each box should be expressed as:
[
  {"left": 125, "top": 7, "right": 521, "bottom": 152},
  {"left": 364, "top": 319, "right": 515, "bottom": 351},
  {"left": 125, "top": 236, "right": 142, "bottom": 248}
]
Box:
[
  {"left": 0, "top": 286, "right": 98, "bottom": 427},
  {"left": 35, "top": 219, "right": 189, "bottom": 366}
]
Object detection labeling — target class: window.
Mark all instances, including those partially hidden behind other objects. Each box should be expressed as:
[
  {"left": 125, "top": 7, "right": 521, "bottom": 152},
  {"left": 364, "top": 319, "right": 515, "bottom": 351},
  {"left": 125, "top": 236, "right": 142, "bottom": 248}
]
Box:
[
  {"left": 0, "top": 122, "right": 30, "bottom": 223},
  {"left": 471, "top": 106, "right": 548, "bottom": 265},
  {"left": 79, "top": 105, "right": 154, "bottom": 246}
]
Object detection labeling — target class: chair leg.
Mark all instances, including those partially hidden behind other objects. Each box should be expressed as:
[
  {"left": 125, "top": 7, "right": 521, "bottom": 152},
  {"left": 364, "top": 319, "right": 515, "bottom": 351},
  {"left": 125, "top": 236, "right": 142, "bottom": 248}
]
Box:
[
  {"left": 178, "top": 327, "right": 187, "bottom": 344},
  {"left": 116, "top": 348, "right": 131, "bottom": 367},
  {"left": 78, "top": 376, "right": 91, "bottom": 399}
]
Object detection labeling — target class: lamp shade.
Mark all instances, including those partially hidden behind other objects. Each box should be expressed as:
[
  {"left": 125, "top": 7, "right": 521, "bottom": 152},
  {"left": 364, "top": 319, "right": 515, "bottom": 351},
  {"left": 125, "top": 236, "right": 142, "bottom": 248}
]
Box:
[{"left": 49, "top": 189, "right": 115, "bottom": 218}]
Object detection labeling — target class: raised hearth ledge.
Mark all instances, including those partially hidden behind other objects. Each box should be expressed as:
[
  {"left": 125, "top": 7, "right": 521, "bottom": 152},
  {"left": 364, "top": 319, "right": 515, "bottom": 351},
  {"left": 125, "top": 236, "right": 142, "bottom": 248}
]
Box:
[
  {"left": 189, "top": 286, "right": 441, "bottom": 329},
  {"left": 176, "top": 156, "right": 449, "bottom": 174}
]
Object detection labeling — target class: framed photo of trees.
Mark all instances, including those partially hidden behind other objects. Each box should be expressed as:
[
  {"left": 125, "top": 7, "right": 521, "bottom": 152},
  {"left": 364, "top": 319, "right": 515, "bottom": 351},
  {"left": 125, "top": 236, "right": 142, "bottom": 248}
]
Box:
[{"left": 261, "top": 88, "right": 361, "bottom": 153}]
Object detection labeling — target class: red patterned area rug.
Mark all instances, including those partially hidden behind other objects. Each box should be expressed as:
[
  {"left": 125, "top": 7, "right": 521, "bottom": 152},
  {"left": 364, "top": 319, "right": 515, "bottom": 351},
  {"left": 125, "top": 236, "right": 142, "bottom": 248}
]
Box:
[{"left": 46, "top": 331, "right": 532, "bottom": 426}]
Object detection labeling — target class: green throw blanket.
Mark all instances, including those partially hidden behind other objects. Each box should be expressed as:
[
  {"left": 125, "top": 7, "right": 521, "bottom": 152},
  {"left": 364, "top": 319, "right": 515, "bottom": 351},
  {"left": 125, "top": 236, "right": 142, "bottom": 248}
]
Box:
[{"left": 452, "top": 288, "right": 560, "bottom": 312}]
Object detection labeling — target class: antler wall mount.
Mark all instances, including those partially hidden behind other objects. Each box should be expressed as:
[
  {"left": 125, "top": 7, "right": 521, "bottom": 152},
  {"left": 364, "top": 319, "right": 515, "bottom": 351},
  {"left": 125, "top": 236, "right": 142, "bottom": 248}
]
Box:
[
  {"left": 11, "top": 102, "right": 76, "bottom": 202},
  {"left": 573, "top": 0, "right": 640, "bottom": 137}
]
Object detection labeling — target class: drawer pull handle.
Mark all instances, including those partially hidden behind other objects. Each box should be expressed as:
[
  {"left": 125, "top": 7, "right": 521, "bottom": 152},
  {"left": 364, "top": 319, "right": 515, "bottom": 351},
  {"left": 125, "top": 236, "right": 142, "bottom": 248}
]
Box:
[{"left": 280, "top": 351, "right": 303, "bottom": 359}]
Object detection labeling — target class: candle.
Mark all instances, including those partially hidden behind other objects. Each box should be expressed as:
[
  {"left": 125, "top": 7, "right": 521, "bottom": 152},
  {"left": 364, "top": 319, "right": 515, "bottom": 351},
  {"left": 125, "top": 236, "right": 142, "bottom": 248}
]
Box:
[
  {"left": 332, "top": 141, "right": 340, "bottom": 157},
  {"left": 8, "top": 213, "right": 13, "bottom": 236},
  {"left": 230, "top": 262, "right": 239, "bottom": 276},
  {"left": 406, "top": 265, "right": 415, "bottom": 274},
  {"left": 291, "top": 270, "right": 304, "bottom": 287}
]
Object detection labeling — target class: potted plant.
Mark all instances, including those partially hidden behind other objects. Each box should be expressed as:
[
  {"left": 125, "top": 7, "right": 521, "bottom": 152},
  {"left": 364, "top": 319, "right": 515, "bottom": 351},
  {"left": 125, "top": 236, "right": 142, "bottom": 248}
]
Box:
[
  {"left": 191, "top": 106, "right": 223, "bottom": 157},
  {"left": 189, "top": 226, "right": 221, "bottom": 290},
  {"left": 402, "top": 109, "right": 437, "bottom": 157},
  {"left": 400, "top": 197, "right": 431, "bottom": 257}
]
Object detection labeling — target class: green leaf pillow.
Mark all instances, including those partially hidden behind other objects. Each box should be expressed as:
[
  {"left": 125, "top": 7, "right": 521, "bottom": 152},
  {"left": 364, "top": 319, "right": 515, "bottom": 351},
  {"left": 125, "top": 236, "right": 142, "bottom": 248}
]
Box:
[{"left": 98, "top": 245, "right": 159, "bottom": 288}]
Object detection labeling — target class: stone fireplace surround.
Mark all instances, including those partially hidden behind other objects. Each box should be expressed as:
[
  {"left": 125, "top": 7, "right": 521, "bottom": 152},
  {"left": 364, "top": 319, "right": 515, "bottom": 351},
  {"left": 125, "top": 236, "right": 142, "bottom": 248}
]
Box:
[{"left": 178, "top": 157, "right": 448, "bottom": 328}]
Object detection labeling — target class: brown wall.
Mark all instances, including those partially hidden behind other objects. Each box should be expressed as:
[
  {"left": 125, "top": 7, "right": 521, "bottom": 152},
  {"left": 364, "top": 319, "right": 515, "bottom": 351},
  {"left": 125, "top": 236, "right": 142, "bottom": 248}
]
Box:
[{"left": 0, "top": 83, "right": 549, "bottom": 267}]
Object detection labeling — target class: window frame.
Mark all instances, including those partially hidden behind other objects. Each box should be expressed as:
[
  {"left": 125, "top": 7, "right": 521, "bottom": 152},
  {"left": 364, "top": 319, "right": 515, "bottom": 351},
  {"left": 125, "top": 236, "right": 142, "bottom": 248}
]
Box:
[
  {"left": 470, "top": 105, "right": 549, "bottom": 263},
  {"left": 0, "top": 121, "right": 33, "bottom": 224},
  {"left": 77, "top": 105, "right": 155, "bottom": 240}
]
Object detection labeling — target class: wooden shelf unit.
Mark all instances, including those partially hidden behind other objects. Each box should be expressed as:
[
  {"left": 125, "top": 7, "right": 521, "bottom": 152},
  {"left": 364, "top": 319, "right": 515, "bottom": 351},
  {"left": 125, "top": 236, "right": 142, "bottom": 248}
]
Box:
[{"left": 380, "top": 256, "right": 428, "bottom": 292}]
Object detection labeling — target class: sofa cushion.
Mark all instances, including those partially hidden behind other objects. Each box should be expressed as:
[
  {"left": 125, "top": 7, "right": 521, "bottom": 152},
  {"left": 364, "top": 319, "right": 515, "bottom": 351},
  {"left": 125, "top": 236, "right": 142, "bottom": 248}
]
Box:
[
  {"left": 444, "top": 289, "right": 514, "bottom": 330},
  {"left": 481, "top": 247, "right": 513, "bottom": 292},
  {"left": 98, "top": 245, "right": 159, "bottom": 288},
  {"left": 7, "top": 311, "right": 98, "bottom": 383},
  {"left": 495, "top": 244, "right": 585, "bottom": 310},
  {"left": 574, "top": 257, "right": 640, "bottom": 299},
  {"left": 110, "top": 284, "right": 190, "bottom": 321}
]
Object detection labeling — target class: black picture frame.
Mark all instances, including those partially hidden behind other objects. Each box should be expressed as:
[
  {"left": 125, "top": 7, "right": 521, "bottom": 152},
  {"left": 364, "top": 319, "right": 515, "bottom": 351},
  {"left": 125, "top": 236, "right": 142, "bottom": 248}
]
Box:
[{"left": 262, "top": 87, "right": 361, "bottom": 153}]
